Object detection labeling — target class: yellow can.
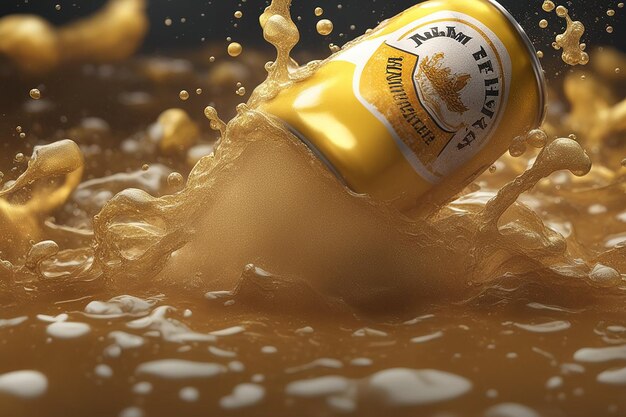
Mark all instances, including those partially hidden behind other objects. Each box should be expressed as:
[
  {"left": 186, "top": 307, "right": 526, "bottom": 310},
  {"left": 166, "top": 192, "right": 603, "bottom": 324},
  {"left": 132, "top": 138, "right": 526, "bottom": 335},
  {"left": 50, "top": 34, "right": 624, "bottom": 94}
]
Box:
[{"left": 262, "top": 0, "right": 546, "bottom": 212}]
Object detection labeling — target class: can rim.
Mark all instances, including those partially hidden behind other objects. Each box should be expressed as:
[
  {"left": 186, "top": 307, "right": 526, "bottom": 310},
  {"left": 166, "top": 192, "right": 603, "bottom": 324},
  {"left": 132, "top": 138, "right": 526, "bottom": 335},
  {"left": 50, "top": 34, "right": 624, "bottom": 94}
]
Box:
[{"left": 484, "top": 0, "right": 548, "bottom": 127}]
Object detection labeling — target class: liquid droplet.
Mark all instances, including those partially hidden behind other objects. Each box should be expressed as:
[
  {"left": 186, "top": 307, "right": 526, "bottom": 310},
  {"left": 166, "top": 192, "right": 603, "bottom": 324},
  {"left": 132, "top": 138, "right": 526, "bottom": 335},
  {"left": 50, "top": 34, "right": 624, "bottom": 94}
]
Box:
[
  {"left": 542, "top": 0, "right": 556, "bottom": 12},
  {"left": 316, "top": 19, "right": 333, "bottom": 36},
  {"left": 314, "top": 7, "right": 323, "bottom": 17},
  {"left": 527, "top": 129, "right": 548, "bottom": 148},
  {"left": 554, "top": 8, "right": 589, "bottom": 66},
  {"left": 228, "top": 42, "right": 242, "bottom": 57},
  {"left": 167, "top": 172, "right": 184, "bottom": 188},
  {"left": 179, "top": 90, "right": 189, "bottom": 101},
  {"left": 29, "top": 88, "right": 41, "bottom": 100}
]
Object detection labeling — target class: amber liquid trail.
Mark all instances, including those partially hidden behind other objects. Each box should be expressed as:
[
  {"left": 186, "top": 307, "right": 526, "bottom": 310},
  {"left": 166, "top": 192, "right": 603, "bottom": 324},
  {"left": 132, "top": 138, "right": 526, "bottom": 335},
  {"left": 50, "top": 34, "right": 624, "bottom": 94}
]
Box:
[{"left": 0, "top": 0, "right": 625, "bottom": 416}]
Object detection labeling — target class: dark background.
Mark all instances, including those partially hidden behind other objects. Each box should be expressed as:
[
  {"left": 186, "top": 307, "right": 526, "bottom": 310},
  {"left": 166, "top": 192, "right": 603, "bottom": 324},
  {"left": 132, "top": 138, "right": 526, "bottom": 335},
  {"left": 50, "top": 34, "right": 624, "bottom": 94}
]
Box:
[{"left": 1, "top": 0, "right": 624, "bottom": 57}]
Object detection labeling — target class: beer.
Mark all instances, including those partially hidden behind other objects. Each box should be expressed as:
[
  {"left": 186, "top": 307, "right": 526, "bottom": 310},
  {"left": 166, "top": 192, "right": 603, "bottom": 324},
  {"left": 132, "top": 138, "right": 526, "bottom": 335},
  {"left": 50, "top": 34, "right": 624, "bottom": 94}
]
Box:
[{"left": 262, "top": 0, "right": 546, "bottom": 211}]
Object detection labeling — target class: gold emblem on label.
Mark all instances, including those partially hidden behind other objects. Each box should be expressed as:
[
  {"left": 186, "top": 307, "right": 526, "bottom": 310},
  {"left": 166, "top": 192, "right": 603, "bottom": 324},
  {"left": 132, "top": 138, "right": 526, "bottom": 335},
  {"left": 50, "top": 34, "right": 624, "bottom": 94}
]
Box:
[{"left": 416, "top": 52, "right": 471, "bottom": 116}]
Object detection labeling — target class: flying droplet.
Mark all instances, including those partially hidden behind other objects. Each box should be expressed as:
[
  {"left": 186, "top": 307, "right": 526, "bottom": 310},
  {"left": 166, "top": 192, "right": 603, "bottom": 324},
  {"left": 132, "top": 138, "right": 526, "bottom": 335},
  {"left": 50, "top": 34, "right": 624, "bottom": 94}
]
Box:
[
  {"left": 14, "top": 153, "right": 25, "bottom": 163},
  {"left": 236, "top": 86, "right": 246, "bottom": 96},
  {"left": 55, "top": 4, "right": 61, "bottom": 10},
  {"left": 539, "top": 19, "right": 548, "bottom": 29},
  {"left": 164, "top": 18, "right": 172, "bottom": 26},
  {"left": 606, "top": 26, "right": 614, "bottom": 34},
  {"left": 234, "top": 11, "right": 243, "bottom": 19},
  {"left": 167, "top": 172, "right": 184, "bottom": 188},
  {"left": 179, "top": 90, "right": 189, "bottom": 101},
  {"left": 527, "top": 129, "right": 548, "bottom": 148},
  {"left": 314, "top": 7, "right": 323, "bottom": 16},
  {"left": 537, "top": 50, "right": 544, "bottom": 58},
  {"left": 29, "top": 88, "right": 41, "bottom": 100},
  {"left": 316, "top": 19, "right": 334, "bottom": 36},
  {"left": 542, "top": 0, "right": 555, "bottom": 12},
  {"left": 195, "top": 88, "right": 202, "bottom": 95},
  {"left": 228, "top": 42, "right": 242, "bottom": 57},
  {"left": 141, "top": 164, "right": 149, "bottom": 171},
  {"left": 607, "top": 9, "right": 615, "bottom": 16}
]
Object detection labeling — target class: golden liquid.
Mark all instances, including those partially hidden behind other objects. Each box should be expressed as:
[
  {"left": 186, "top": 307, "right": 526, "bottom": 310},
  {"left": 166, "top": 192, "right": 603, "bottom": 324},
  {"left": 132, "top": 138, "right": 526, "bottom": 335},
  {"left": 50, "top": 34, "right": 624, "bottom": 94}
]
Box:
[{"left": 0, "top": 1, "right": 625, "bottom": 416}]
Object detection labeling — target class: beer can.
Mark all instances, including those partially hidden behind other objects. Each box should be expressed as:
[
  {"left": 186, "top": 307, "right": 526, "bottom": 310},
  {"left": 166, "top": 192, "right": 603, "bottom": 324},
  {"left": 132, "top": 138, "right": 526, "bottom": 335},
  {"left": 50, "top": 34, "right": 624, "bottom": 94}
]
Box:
[{"left": 261, "top": 0, "right": 547, "bottom": 212}]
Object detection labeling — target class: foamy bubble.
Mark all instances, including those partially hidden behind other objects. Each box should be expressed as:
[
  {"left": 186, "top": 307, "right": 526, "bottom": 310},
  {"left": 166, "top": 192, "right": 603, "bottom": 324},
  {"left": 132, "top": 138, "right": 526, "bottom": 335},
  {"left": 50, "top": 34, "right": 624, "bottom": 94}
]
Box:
[
  {"left": 589, "top": 263, "right": 622, "bottom": 287},
  {"left": 179, "top": 386, "right": 200, "bottom": 402},
  {"left": 220, "top": 383, "right": 265, "bottom": 409},
  {"left": 210, "top": 326, "right": 245, "bottom": 336},
  {"left": 0, "top": 370, "right": 48, "bottom": 399},
  {"left": 574, "top": 344, "right": 626, "bottom": 362},
  {"left": 132, "top": 381, "right": 152, "bottom": 395},
  {"left": 286, "top": 376, "right": 350, "bottom": 397},
  {"left": 511, "top": 321, "right": 571, "bottom": 333},
  {"left": 366, "top": 368, "right": 472, "bottom": 406},
  {"left": 485, "top": 403, "right": 540, "bottom": 417},
  {"left": 95, "top": 364, "right": 113, "bottom": 378},
  {"left": 47, "top": 321, "right": 91, "bottom": 339},
  {"left": 136, "top": 359, "right": 226, "bottom": 379},
  {"left": 598, "top": 367, "right": 626, "bottom": 385},
  {"left": 119, "top": 407, "right": 144, "bottom": 417},
  {"left": 410, "top": 331, "right": 444, "bottom": 343}
]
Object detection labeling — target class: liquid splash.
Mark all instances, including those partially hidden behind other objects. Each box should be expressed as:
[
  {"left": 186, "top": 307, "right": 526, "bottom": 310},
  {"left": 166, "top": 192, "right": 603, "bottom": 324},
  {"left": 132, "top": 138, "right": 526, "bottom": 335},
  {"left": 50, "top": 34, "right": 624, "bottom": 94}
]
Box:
[
  {"left": 552, "top": 5, "right": 590, "bottom": 66},
  {"left": 0, "top": 0, "right": 147, "bottom": 74},
  {"left": 0, "top": 0, "right": 625, "bottom": 415}
]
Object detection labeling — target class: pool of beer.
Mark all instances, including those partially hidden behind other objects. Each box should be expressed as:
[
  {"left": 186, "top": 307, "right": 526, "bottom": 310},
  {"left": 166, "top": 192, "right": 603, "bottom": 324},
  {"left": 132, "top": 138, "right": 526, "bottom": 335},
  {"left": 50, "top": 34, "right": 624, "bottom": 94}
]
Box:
[{"left": 2, "top": 290, "right": 626, "bottom": 416}]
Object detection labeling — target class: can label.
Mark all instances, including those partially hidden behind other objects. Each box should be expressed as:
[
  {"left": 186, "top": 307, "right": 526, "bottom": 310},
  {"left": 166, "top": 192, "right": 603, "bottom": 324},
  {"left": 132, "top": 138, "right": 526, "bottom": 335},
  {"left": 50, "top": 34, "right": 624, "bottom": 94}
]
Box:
[{"left": 337, "top": 11, "right": 512, "bottom": 183}]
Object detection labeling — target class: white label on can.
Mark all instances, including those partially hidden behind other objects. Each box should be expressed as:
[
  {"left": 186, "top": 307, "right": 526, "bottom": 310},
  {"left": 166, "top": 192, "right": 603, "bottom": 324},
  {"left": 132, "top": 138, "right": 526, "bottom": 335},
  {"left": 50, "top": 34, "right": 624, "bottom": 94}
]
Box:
[{"left": 336, "top": 11, "right": 512, "bottom": 183}]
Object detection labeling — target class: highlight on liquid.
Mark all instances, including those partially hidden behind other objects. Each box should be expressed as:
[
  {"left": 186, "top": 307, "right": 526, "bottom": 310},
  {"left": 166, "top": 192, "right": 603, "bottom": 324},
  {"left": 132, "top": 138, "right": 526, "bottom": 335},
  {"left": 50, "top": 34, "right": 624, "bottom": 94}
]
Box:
[{"left": 0, "top": 0, "right": 624, "bottom": 416}]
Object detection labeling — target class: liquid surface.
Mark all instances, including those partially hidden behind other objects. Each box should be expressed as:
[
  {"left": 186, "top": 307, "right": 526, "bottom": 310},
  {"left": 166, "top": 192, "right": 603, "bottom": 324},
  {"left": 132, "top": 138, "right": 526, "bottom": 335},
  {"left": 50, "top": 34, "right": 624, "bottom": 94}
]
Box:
[{"left": 0, "top": 1, "right": 625, "bottom": 416}]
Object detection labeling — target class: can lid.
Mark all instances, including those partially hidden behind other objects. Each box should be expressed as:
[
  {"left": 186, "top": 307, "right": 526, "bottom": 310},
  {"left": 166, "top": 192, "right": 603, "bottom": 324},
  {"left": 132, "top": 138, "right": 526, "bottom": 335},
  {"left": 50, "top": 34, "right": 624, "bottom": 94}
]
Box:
[{"left": 485, "top": 0, "right": 548, "bottom": 127}]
